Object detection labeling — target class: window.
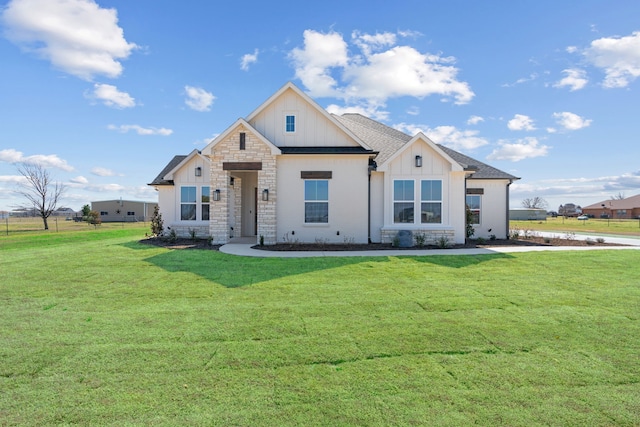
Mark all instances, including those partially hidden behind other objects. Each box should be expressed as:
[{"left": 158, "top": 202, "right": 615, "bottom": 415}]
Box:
[
  {"left": 100, "top": 211, "right": 108, "bottom": 216},
  {"left": 127, "top": 211, "right": 135, "bottom": 216},
  {"left": 181, "top": 186, "right": 196, "bottom": 220},
  {"left": 466, "top": 195, "right": 481, "bottom": 225},
  {"left": 393, "top": 180, "right": 414, "bottom": 223},
  {"left": 201, "top": 186, "right": 210, "bottom": 221},
  {"left": 421, "top": 180, "right": 442, "bottom": 223},
  {"left": 285, "top": 115, "right": 296, "bottom": 133},
  {"left": 304, "top": 180, "right": 328, "bottom": 223},
  {"left": 239, "top": 132, "right": 246, "bottom": 150}
]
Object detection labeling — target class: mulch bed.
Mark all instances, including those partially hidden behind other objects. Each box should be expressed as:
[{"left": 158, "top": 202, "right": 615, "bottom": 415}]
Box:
[{"left": 140, "top": 236, "right": 624, "bottom": 251}]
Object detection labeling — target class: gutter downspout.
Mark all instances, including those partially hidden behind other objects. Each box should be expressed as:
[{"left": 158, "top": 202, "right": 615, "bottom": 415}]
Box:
[
  {"left": 367, "top": 159, "right": 377, "bottom": 244},
  {"left": 506, "top": 180, "right": 513, "bottom": 239}
]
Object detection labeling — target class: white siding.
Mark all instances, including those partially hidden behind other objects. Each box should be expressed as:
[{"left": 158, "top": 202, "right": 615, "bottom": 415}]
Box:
[
  {"left": 468, "top": 179, "right": 511, "bottom": 239},
  {"left": 276, "top": 154, "right": 370, "bottom": 243},
  {"left": 379, "top": 139, "right": 467, "bottom": 244},
  {"left": 249, "top": 88, "right": 359, "bottom": 148},
  {"left": 165, "top": 155, "right": 211, "bottom": 235}
]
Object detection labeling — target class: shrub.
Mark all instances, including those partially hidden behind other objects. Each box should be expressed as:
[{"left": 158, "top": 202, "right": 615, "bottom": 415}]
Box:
[
  {"left": 87, "top": 210, "right": 102, "bottom": 227},
  {"left": 436, "top": 236, "right": 450, "bottom": 249},
  {"left": 414, "top": 233, "right": 426, "bottom": 248},
  {"left": 150, "top": 206, "right": 164, "bottom": 236},
  {"left": 596, "top": 237, "right": 606, "bottom": 243},
  {"left": 465, "top": 205, "right": 475, "bottom": 239},
  {"left": 189, "top": 228, "right": 197, "bottom": 241}
]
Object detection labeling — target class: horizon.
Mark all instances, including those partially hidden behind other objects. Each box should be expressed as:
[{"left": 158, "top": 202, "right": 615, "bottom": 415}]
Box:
[{"left": 1, "top": 0, "right": 639, "bottom": 213}]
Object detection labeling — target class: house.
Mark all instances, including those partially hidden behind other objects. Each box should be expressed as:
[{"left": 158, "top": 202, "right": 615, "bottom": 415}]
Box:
[
  {"left": 558, "top": 203, "right": 582, "bottom": 217},
  {"left": 582, "top": 194, "right": 640, "bottom": 219},
  {"left": 91, "top": 200, "right": 158, "bottom": 222},
  {"left": 150, "top": 82, "right": 519, "bottom": 245}
]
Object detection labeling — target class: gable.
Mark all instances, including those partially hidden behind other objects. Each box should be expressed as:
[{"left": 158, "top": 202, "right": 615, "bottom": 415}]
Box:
[
  {"left": 247, "top": 83, "right": 368, "bottom": 149},
  {"left": 378, "top": 133, "right": 463, "bottom": 174},
  {"left": 202, "top": 119, "right": 281, "bottom": 157}
]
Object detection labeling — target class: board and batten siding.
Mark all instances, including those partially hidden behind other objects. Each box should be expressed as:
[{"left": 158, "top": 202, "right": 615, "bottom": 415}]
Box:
[
  {"left": 276, "top": 154, "right": 370, "bottom": 244},
  {"left": 249, "top": 88, "right": 359, "bottom": 148}
]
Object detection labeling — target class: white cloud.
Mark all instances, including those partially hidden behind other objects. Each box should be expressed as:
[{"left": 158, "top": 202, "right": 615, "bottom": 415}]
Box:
[
  {"left": 0, "top": 175, "right": 26, "bottom": 184},
  {"left": 554, "top": 68, "right": 588, "bottom": 91},
  {"left": 584, "top": 31, "right": 640, "bottom": 88},
  {"left": 184, "top": 86, "right": 215, "bottom": 112},
  {"left": 502, "top": 73, "right": 538, "bottom": 87},
  {"left": 240, "top": 49, "right": 259, "bottom": 71},
  {"left": 91, "top": 167, "right": 115, "bottom": 177},
  {"left": 467, "top": 115, "right": 484, "bottom": 125},
  {"left": 289, "top": 29, "right": 474, "bottom": 108},
  {"left": 89, "top": 83, "right": 135, "bottom": 108},
  {"left": 1, "top": 0, "right": 137, "bottom": 80},
  {"left": 507, "top": 114, "right": 536, "bottom": 131},
  {"left": 326, "top": 102, "right": 389, "bottom": 121},
  {"left": 69, "top": 176, "right": 88, "bottom": 184},
  {"left": 107, "top": 124, "right": 173, "bottom": 136},
  {"left": 0, "top": 148, "right": 74, "bottom": 171},
  {"left": 289, "top": 30, "right": 350, "bottom": 97},
  {"left": 394, "top": 123, "right": 489, "bottom": 152},
  {"left": 553, "top": 112, "right": 592, "bottom": 130},
  {"left": 487, "top": 137, "right": 549, "bottom": 162}
]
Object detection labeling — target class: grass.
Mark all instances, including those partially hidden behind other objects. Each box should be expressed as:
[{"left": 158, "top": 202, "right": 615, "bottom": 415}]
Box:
[
  {"left": 511, "top": 217, "right": 640, "bottom": 236},
  {"left": 1, "top": 227, "right": 639, "bottom": 425}
]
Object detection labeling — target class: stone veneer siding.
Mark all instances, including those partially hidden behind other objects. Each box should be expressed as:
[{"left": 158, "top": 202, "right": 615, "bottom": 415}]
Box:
[
  {"left": 207, "top": 126, "right": 278, "bottom": 245},
  {"left": 380, "top": 228, "right": 456, "bottom": 246}
]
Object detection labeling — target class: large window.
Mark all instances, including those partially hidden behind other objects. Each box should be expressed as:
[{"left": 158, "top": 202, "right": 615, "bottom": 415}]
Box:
[
  {"left": 305, "top": 180, "right": 328, "bottom": 223},
  {"left": 466, "top": 195, "right": 481, "bottom": 224},
  {"left": 181, "top": 186, "right": 197, "bottom": 220},
  {"left": 201, "top": 186, "right": 210, "bottom": 221},
  {"left": 285, "top": 115, "right": 296, "bottom": 133},
  {"left": 421, "top": 180, "right": 442, "bottom": 223},
  {"left": 393, "top": 180, "right": 414, "bottom": 223}
]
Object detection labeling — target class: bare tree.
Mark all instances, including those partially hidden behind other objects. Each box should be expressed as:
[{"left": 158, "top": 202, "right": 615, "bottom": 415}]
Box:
[
  {"left": 522, "top": 197, "right": 548, "bottom": 209},
  {"left": 16, "top": 163, "right": 66, "bottom": 230},
  {"left": 611, "top": 192, "right": 625, "bottom": 200}
]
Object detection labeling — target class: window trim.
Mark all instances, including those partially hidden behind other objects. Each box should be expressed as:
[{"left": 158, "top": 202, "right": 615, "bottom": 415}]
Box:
[
  {"left": 304, "top": 179, "right": 329, "bottom": 224},
  {"left": 466, "top": 194, "right": 481, "bottom": 225},
  {"left": 180, "top": 185, "right": 211, "bottom": 222},
  {"left": 393, "top": 180, "right": 415, "bottom": 224},
  {"left": 285, "top": 114, "right": 296, "bottom": 133},
  {"left": 420, "top": 180, "right": 442, "bottom": 224}
]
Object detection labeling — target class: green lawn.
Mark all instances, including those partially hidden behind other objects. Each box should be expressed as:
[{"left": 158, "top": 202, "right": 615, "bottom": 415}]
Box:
[
  {"left": 511, "top": 217, "right": 640, "bottom": 237},
  {"left": 1, "top": 229, "right": 639, "bottom": 426}
]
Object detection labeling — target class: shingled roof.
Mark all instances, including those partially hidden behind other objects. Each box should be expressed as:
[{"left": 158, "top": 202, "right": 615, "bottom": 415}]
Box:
[
  {"left": 148, "top": 155, "right": 187, "bottom": 186},
  {"left": 334, "top": 113, "right": 519, "bottom": 181}
]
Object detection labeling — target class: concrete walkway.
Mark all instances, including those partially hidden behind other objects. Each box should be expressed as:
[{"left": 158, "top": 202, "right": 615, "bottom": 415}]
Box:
[{"left": 220, "top": 233, "right": 640, "bottom": 258}]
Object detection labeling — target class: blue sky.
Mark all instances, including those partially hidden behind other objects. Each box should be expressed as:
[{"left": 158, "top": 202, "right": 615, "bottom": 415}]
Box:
[{"left": 1, "top": 0, "right": 639, "bottom": 213}]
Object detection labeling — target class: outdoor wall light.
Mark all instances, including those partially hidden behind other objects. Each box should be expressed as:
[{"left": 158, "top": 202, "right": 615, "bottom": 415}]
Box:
[
  {"left": 262, "top": 189, "right": 269, "bottom": 201},
  {"left": 213, "top": 189, "right": 221, "bottom": 201},
  {"left": 195, "top": 167, "right": 202, "bottom": 177},
  {"left": 415, "top": 155, "right": 422, "bottom": 168}
]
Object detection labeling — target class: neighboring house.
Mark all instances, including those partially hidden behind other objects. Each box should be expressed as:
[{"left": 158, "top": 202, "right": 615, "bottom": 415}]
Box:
[
  {"left": 582, "top": 194, "right": 640, "bottom": 219},
  {"left": 150, "top": 82, "right": 519, "bottom": 245},
  {"left": 91, "top": 200, "right": 158, "bottom": 222},
  {"left": 558, "top": 203, "right": 582, "bottom": 217}
]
